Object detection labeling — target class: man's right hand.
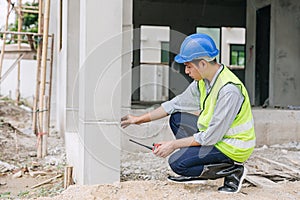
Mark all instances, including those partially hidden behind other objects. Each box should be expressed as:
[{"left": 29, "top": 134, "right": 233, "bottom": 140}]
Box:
[
  {"left": 120, "top": 106, "right": 168, "bottom": 129},
  {"left": 120, "top": 114, "right": 140, "bottom": 128}
]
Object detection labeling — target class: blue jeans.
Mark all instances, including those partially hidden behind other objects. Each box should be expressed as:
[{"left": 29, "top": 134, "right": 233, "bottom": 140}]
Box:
[{"left": 168, "top": 112, "right": 233, "bottom": 177}]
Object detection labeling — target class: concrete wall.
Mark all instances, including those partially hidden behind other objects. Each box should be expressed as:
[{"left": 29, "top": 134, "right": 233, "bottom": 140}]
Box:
[
  {"left": 253, "top": 109, "right": 300, "bottom": 146},
  {"left": 0, "top": 59, "right": 36, "bottom": 105},
  {"left": 246, "top": 0, "right": 300, "bottom": 106}
]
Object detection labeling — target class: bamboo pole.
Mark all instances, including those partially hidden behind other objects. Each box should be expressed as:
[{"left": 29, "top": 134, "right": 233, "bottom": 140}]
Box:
[
  {"left": 16, "top": 0, "right": 22, "bottom": 104},
  {"left": 0, "top": 0, "right": 11, "bottom": 84},
  {"left": 47, "top": 34, "right": 54, "bottom": 129},
  {"left": 36, "top": 104, "right": 42, "bottom": 158},
  {"left": 42, "top": 95, "right": 48, "bottom": 157},
  {"left": 38, "top": 0, "right": 50, "bottom": 135},
  {"left": 21, "top": 5, "right": 39, "bottom": 10},
  {"left": 22, "top": 5, "right": 39, "bottom": 10},
  {"left": 0, "top": 31, "right": 44, "bottom": 36},
  {"left": 21, "top": 9, "right": 39, "bottom": 14},
  {"left": 32, "top": 0, "right": 44, "bottom": 135}
]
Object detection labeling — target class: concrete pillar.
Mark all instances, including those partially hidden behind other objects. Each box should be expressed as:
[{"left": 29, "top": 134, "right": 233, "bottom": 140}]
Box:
[
  {"left": 246, "top": 0, "right": 271, "bottom": 105},
  {"left": 271, "top": 0, "right": 300, "bottom": 106},
  {"left": 78, "top": 0, "right": 122, "bottom": 184},
  {"left": 121, "top": 0, "right": 133, "bottom": 109},
  {"left": 62, "top": 0, "right": 81, "bottom": 182}
]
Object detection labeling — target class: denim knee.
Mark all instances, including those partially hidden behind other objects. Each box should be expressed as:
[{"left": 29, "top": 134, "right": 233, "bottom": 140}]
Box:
[
  {"left": 169, "top": 112, "right": 181, "bottom": 135},
  {"left": 168, "top": 153, "right": 187, "bottom": 176}
]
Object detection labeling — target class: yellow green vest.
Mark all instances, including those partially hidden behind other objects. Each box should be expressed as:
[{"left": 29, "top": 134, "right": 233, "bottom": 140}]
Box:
[{"left": 198, "top": 66, "right": 256, "bottom": 162}]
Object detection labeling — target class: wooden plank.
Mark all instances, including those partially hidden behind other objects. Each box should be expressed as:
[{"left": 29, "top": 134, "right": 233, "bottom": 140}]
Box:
[
  {"left": 255, "top": 156, "right": 300, "bottom": 175},
  {"left": 31, "top": 174, "right": 62, "bottom": 189},
  {"left": 64, "top": 166, "right": 74, "bottom": 189},
  {"left": 245, "top": 175, "right": 279, "bottom": 188}
]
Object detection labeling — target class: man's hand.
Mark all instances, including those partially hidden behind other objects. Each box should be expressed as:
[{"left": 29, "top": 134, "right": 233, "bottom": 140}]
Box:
[
  {"left": 121, "top": 106, "right": 168, "bottom": 129},
  {"left": 153, "top": 137, "right": 200, "bottom": 158},
  {"left": 153, "top": 141, "right": 175, "bottom": 158},
  {"left": 120, "top": 114, "right": 140, "bottom": 128}
]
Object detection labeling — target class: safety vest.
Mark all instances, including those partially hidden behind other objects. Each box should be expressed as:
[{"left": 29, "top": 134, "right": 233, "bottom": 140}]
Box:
[{"left": 198, "top": 66, "right": 256, "bottom": 163}]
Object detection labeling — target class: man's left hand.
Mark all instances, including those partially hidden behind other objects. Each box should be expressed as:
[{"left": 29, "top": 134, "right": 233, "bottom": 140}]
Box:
[{"left": 153, "top": 141, "right": 175, "bottom": 158}]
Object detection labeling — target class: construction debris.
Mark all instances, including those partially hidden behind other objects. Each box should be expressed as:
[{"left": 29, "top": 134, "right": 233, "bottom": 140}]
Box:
[
  {"left": 31, "top": 174, "right": 62, "bottom": 189},
  {"left": 0, "top": 99, "right": 65, "bottom": 199}
]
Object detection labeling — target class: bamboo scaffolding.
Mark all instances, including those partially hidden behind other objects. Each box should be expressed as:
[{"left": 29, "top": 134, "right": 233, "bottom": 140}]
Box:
[
  {"left": 0, "top": 0, "right": 53, "bottom": 158},
  {"left": 0, "top": 0, "right": 12, "bottom": 81}
]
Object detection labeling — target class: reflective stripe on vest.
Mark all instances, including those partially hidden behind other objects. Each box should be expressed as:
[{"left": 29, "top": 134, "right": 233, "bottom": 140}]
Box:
[
  {"left": 226, "top": 119, "right": 254, "bottom": 136},
  {"left": 222, "top": 138, "right": 256, "bottom": 149}
]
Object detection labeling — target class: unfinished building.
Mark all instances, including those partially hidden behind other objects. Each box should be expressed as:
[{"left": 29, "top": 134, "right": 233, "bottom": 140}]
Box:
[{"left": 1, "top": 0, "right": 299, "bottom": 185}]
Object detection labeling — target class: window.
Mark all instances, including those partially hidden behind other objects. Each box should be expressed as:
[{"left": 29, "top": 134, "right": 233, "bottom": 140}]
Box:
[
  {"left": 161, "top": 41, "right": 169, "bottom": 64},
  {"left": 230, "top": 44, "right": 245, "bottom": 66}
]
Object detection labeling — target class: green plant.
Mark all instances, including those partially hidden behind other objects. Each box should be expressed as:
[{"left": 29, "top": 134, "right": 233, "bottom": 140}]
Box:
[
  {"left": 17, "top": 190, "right": 30, "bottom": 197},
  {"left": 0, "top": 191, "right": 11, "bottom": 199},
  {"left": 5, "top": 2, "right": 39, "bottom": 44}
]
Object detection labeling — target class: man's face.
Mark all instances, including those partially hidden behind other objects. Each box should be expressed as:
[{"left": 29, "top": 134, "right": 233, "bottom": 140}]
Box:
[{"left": 184, "top": 61, "right": 203, "bottom": 81}]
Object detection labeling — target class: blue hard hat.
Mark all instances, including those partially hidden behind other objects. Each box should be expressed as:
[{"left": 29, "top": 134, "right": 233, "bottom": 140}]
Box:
[{"left": 175, "top": 33, "right": 219, "bottom": 63}]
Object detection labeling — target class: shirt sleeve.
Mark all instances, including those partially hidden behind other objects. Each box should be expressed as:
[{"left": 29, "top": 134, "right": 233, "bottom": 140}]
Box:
[
  {"left": 161, "top": 81, "right": 200, "bottom": 114},
  {"left": 193, "top": 83, "right": 244, "bottom": 146}
]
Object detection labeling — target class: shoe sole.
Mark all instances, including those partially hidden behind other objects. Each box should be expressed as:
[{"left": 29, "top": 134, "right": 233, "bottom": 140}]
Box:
[
  {"left": 167, "top": 178, "right": 207, "bottom": 184},
  {"left": 219, "top": 167, "right": 248, "bottom": 194}
]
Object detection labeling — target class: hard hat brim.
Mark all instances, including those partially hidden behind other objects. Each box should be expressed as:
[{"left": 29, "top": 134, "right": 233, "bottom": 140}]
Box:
[{"left": 174, "top": 55, "right": 189, "bottom": 63}]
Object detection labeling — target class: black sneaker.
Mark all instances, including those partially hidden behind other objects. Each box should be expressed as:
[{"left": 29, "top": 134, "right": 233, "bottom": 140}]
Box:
[
  {"left": 167, "top": 175, "right": 207, "bottom": 184},
  {"left": 218, "top": 165, "right": 248, "bottom": 193}
]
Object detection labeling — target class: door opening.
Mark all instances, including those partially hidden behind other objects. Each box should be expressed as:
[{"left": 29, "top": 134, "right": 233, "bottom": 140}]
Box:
[{"left": 255, "top": 5, "right": 270, "bottom": 106}]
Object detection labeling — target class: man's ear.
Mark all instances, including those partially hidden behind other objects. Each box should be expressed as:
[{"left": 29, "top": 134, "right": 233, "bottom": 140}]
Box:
[{"left": 199, "top": 59, "right": 207, "bottom": 68}]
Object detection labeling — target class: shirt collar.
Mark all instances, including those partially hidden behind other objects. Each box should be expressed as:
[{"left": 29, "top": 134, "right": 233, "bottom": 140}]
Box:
[{"left": 204, "top": 64, "right": 224, "bottom": 90}]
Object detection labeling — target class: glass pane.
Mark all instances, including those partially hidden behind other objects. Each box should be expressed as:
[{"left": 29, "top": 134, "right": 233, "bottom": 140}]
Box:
[
  {"left": 238, "top": 51, "right": 245, "bottom": 66},
  {"left": 161, "top": 42, "right": 169, "bottom": 63},
  {"left": 231, "top": 51, "right": 238, "bottom": 65}
]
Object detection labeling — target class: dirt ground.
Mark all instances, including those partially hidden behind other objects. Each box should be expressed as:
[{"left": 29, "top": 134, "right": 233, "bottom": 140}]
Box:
[
  {"left": 0, "top": 98, "right": 300, "bottom": 199},
  {"left": 0, "top": 99, "right": 65, "bottom": 199}
]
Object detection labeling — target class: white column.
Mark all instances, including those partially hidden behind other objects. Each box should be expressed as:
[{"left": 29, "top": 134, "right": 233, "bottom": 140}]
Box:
[
  {"left": 121, "top": 0, "right": 133, "bottom": 109},
  {"left": 78, "top": 0, "right": 122, "bottom": 184}
]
